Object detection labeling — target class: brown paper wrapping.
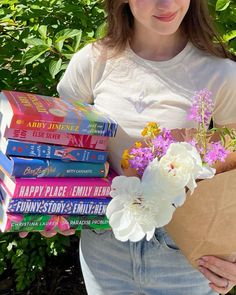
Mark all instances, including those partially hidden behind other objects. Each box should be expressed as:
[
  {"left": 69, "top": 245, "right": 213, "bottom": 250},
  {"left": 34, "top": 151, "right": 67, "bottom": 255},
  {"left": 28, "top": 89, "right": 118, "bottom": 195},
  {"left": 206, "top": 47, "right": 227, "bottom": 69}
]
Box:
[{"left": 165, "top": 169, "right": 236, "bottom": 268}]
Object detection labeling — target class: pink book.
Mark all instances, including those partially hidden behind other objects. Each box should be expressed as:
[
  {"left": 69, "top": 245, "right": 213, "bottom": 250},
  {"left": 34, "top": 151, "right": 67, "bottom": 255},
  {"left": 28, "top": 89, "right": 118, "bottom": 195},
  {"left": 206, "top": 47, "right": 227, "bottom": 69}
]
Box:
[
  {"left": 0, "top": 170, "right": 117, "bottom": 199},
  {"left": 4, "top": 128, "right": 109, "bottom": 150}
]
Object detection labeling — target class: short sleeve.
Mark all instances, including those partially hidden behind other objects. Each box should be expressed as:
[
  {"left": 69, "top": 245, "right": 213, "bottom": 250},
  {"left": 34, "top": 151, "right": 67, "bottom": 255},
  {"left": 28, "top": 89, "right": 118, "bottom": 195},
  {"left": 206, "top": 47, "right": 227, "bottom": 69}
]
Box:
[
  {"left": 213, "top": 60, "right": 236, "bottom": 125},
  {"left": 57, "top": 43, "right": 95, "bottom": 104}
]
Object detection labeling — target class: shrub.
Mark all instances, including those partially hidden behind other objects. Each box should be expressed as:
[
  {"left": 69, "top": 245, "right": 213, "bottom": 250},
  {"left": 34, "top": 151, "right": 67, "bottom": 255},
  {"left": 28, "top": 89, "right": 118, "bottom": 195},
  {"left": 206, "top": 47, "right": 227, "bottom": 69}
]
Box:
[
  {"left": 0, "top": 0, "right": 106, "bottom": 96},
  {"left": 0, "top": 232, "right": 73, "bottom": 291},
  {"left": 209, "top": 0, "right": 236, "bottom": 54}
]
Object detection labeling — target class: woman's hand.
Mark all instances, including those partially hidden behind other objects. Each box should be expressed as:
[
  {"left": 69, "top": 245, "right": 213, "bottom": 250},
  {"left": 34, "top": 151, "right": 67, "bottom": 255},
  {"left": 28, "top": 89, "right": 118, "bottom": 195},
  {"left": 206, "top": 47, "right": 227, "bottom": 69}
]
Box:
[
  {"left": 19, "top": 229, "right": 75, "bottom": 238},
  {"left": 198, "top": 255, "right": 236, "bottom": 294}
]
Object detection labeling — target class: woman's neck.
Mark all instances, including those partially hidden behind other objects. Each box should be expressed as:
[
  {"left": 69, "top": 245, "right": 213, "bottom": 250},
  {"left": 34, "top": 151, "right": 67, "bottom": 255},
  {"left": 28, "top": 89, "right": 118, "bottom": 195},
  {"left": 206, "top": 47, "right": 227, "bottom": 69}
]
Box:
[{"left": 129, "top": 30, "right": 188, "bottom": 61}]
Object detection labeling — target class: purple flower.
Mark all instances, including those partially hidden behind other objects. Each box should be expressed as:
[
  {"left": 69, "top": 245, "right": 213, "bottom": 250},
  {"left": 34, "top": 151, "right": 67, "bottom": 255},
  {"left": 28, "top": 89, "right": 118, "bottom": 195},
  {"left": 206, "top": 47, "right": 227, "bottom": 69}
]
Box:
[
  {"left": 204, "top": 141, "right": 230, "bottom": 165},
  {"left": 129, "top": 147, "right": 155, "bottom": 175},
  {"left": 188, "top": 89, "right": 214, "bottom": 126},
  {"left": 152, "top": 129, "right": 175, "bottom": 158}
]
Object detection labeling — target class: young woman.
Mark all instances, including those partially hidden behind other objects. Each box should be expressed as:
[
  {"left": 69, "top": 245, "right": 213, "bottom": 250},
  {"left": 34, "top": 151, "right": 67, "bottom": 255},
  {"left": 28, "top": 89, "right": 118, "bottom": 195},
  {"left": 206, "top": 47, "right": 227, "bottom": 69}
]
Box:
[{"left": 57, "top": 1, "right": 236, "bottom": 294}]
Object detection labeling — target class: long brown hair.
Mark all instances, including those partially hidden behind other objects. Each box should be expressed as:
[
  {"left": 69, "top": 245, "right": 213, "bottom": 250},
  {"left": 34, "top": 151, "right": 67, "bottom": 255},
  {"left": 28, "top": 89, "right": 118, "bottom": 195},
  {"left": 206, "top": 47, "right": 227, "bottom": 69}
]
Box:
[{"left": 99, "top": 0, "right": 235, "bottom": 60}]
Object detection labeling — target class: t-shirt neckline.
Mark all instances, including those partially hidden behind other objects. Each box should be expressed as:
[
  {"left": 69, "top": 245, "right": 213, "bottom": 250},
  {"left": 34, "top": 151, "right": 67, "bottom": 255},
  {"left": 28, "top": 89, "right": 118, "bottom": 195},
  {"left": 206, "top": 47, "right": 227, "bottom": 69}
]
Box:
[{"left": 126, "top": 41, "right": 193, "bottom": 68}]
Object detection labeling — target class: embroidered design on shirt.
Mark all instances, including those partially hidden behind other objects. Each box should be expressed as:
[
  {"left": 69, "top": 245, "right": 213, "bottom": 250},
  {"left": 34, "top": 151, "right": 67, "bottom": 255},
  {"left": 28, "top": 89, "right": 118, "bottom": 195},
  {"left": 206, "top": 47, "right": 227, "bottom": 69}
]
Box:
[{"left": 124, "top": 90, "right": 156, "bottom": 113}]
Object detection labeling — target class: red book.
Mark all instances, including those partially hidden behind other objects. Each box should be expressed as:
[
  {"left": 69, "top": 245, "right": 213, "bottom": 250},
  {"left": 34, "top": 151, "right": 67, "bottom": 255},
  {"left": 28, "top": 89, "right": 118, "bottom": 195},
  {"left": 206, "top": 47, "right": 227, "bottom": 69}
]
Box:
[
  {"left": 4, "top": 128, "right": 109, "bottom": 150},
  {"left": 0, "top": 90, "right": 117, "bottom": 137}
]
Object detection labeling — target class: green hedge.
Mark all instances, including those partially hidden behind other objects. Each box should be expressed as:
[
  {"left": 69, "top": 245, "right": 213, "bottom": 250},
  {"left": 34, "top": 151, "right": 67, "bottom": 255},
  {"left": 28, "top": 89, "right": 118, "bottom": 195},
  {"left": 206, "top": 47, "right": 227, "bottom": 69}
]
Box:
[
  {"left": 209, "top": 0, "right": 236, "bottom": 55},
  {"left": 0, "top": 0, "right": 105, "bottom": 96}
]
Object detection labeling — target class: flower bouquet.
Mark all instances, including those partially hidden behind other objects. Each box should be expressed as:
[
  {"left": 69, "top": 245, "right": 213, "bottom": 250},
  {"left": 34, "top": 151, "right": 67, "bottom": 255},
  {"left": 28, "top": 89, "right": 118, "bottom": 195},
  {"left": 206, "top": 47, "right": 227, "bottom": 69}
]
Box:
[{"left": 106, "top": 89, "right": 236, "bottom": 266}]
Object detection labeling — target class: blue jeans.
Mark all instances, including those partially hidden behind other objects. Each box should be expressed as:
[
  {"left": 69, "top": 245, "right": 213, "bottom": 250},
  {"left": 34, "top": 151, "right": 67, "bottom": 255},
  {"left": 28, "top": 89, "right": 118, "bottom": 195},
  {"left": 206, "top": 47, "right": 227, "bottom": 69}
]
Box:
[{"left": 80, "top": 228, "right": 216, "bottom": 295}]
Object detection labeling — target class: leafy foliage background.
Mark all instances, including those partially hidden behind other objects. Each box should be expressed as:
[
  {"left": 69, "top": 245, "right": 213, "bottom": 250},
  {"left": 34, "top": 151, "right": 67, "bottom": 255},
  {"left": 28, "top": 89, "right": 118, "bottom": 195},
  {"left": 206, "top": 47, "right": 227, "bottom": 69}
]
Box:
[
  {"left": 0, "top": 0, "right": 235, "bottom": 293},
  {"left": 0, "top": 0, "right": 106, "bottom": 96},
  {"left": 209, "top": 0, "right": 236, "bottom": 54}
]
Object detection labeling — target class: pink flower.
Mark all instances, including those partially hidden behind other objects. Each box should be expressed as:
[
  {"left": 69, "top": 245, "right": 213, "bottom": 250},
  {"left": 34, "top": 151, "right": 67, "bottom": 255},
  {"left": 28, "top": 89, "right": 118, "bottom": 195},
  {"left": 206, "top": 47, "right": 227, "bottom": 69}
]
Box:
[
  {"left": 188, "top": 89, "right": 213, "bottom": 127},
  {"left": 129, "top": 147, "right": 154, "bottom": 175},
  {"left": 152, "top": 129, "right": 175, "bottom": 158},
  {"left": 204, "top": 142, "right": 230, "bottom": 165},
  {"left": 45, "top": 215, "right": 70, "bottom": 231}
]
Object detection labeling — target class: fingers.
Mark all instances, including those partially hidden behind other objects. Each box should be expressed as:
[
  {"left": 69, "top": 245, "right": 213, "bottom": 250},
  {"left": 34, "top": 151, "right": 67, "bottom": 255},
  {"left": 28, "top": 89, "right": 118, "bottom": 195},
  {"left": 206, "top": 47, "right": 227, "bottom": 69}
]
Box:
[
  {"left": 40, "top": 230, "right": 58, "bottom": 238},
  {"left": 198, "top": 256, "right": 236, "bottom": 294},
  {"left": 58, "top": 229, "right": 76, "bottom": 236},
  {"left": 198, "top": 256, "right": 236, "bottom": 283},
  {"left": 19, "top": 232, "right": 29, "bottom": 238},
  {"left": 19, "top": 229, "right": 76, "bottom": 239},
  {"left": 209, "top": 282, "right": 233, "bottom": 295},
  {"left": 40, "top": 229, "right": 76, "bottom": 238},
  {"left": 198, "top": 266, "right": 229, "bottom": 289}
]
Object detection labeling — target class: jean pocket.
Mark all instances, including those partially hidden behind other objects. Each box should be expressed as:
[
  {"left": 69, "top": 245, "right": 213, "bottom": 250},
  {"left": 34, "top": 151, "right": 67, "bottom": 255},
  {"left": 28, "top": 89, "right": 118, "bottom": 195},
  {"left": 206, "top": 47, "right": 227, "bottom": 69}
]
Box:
[
  {"left": 161, "top": 230, "right": 180, "bottom": 252},
  {"left": 91, "top": 229, "right": 111, "bottom": 235}
]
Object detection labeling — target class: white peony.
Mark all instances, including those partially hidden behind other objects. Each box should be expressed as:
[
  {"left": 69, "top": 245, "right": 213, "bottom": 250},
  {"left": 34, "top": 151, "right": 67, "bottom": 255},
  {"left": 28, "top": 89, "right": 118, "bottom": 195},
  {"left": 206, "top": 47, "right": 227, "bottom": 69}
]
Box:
[
  {"left": 142, "top": 158, "right": 187, "bottom": 206},
  {"left": 164, "top": 142, "right": 215, "bottom": 193},
  {"left": 143, "top": 143, "right": 215, "bottom": 200},
  {"left": 106, "top": 176, "right": 175, "bottom": 242}
]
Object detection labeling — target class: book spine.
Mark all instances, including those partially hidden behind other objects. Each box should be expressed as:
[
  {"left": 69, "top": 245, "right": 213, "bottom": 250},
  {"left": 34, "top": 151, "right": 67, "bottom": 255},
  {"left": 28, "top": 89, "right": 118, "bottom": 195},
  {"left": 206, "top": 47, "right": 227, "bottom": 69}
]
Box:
[
  {"left": 7, "top": 198, "right": 110, "bottom": 215},
  {"left": 11, "top": 118, "right": 117, "bottom": 137},
  {"left": 3, "top": 214, "right": 110, "bottom": 232},
  {"left": 10, "top": 158, "right": 109, "bottom": 178},
  {"left": 5, "top": 128, "right": 109, "bottom": 150},
  {"left": 12, "top": 177, "right": 112, "bottom": 198},
  {"left": 5, "top": 139, "right": 108, "bottom": 163},
  {"left": 13, "top": 183, "right": 111, "bottom": 198}
]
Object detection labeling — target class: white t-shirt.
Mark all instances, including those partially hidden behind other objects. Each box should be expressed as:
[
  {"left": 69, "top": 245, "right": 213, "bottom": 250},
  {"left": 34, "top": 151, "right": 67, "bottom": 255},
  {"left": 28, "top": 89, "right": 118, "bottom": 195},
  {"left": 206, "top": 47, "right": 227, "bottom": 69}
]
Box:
[{"left": 57, "top": 42, "right": 236, "bottom": 175}]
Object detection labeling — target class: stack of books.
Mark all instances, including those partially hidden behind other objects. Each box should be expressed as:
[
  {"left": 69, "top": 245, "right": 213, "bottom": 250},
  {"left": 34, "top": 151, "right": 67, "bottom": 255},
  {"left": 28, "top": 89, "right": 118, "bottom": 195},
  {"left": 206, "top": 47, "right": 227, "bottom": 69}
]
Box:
[{"left": 0, "top": 90, "right": 118, "bottom": 233}]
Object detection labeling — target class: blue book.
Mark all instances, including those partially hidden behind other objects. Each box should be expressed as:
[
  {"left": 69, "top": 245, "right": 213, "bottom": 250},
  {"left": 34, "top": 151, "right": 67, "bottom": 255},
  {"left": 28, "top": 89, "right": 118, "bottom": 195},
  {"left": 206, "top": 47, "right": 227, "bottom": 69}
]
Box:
[
  {"left": 6, "top": 198, "right": 110, "bottom": 215},
  {"left": 0, "top": 151, "right": 109, "bottom": 178},
  {"left": 0, "top": 138, "right": 108, "bottom": 163}
]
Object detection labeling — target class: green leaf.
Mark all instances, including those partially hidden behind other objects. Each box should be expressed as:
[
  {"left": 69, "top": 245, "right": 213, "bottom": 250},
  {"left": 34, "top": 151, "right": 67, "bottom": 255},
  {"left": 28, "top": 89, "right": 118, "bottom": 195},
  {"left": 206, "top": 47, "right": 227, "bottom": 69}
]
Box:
[
  {"left": 86, "top": 30, "right": 94, "bottom": 38},
  {"left": 222, "top": 30, "right": 236, "bottom": 42},
  {"left": 38, "top": 25, "right": 47, "bottom": 40},
  {"left": 33, "top": 23, "right": 39, "bottom": 31},
  {"left": 62, "top": 53, "right": 74, "bottom": 60},
  {"left": 64, "top": 44, "right": 74, "bottom": 52},
  {"left": 216, "top": 0, "right": 231, "bottom": 11},
  {"left": 60, "top": 63, "right": 69, "bottom": 70},
  {"left": 21, "top": 45, "right": 50, "bottom": 65},
  {"left": 23, "top": 38, "right": 46, "bottom": 46},
  {"left": 54, "top": 40, "right": 64, "bottom": 52},
  {"left": 49, "top": 58, "right": 62, "bottom": 78},
  {"left": 7, "top": 241, "right": 17, "bottom": 251},
  {"left": 72, "top": 29, "right": 82, "bottom": 52},
  {"left": 54, "top": 29, "right": 82, "bottom": 43},
  {"left": 46, "top": 37, "right": 52, "bottom": 47}
]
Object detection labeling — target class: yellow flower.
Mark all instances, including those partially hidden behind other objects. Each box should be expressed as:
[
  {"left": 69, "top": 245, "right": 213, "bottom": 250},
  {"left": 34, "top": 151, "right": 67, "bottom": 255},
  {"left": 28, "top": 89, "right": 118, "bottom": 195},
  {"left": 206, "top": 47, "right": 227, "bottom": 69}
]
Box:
[
  {"left": 141, "top": 122, "right": 161, "bottom": 138},
  {"left": 134, "top": 142, "right": 142, "bottom": 148},
  {"left": 121, "top": 149, "right": 131, "bottom": 169},
  {"left": 141, "top": 127, "right": 148, "bottom": 137}
]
